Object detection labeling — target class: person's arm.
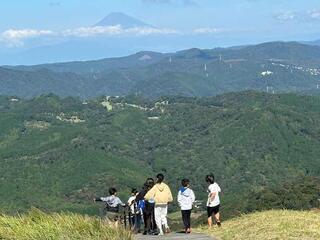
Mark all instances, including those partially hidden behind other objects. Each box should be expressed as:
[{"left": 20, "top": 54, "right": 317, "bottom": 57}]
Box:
[
  {"left": 167, "top": 185, "right": 173, "bottom": 203},
  {"left": 210, "top": 192, "right": 217, "bottom": 200},
  {"left": 191, "top": 190, "right": 196, "bottom": 203},
  {"left": 135, "top": 190, "right": 145, "bottom": 202},
  {"left": 209, "top": 185, "right": 218, "bottom": 201},
  {"left": 128, "top": 197, "right": 133, "bottom": 206},
  {"left": 144, "top": 186, "right": 155, "bottom": 201},
  {"left": 117, "top": 197, "right": 126, "bottom": 207},
  {"left": 94, "top": 197, "right": 107, "bottom": 202},
  {"left": 177, "top": 191, "right": 182, "bottom": 206}
]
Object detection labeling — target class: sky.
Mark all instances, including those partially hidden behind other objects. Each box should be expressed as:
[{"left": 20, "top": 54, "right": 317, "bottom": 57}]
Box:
[{"left": 0, "top": 0, "right": 320, "bottom": 64}]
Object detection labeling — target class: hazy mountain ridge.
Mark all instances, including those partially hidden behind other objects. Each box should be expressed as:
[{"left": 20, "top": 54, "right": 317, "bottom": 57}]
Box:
[{"left": 2, "top": 41, "right": 320, "bottom": 99}]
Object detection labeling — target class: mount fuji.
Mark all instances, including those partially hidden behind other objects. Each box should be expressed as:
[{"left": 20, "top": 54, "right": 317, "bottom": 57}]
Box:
[{"left": 94, "top": 12, "right": 153, "bottom": 28}]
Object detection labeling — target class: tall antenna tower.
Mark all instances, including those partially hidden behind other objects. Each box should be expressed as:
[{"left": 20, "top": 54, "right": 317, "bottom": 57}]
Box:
[
  {"left": 169, "top": 57, "right": 172, "bottom": 63},
  {"left": 317, "top": 84, "right": 319, "bottom": 89},
  {"left": 219, "top": 54, "right": 222, "bottom": 62},
  {"left": 204, "top": 64, "right": 207, "bottom": 71}
]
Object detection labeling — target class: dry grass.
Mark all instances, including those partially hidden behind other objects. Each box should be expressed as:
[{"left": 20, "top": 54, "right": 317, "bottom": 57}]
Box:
[
  {"left": 0, "top": 209, "right": 132, "bottom": 240},
  {"left": 198, "top": 210, "right": 320, "bottom": 240}
]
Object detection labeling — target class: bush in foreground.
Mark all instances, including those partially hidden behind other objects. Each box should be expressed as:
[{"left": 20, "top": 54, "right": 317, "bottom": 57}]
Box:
[
  {"left": 0, "top": 209, "right": 132, "bottom": 240},
  {"left": 198, "top": 210, "right": 320, "bottom": 240}
]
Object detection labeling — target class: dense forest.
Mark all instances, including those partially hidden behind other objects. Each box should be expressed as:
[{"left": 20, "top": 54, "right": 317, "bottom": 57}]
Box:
[{"left": 0, "top": 91, "right": 319, "bottom": 218}]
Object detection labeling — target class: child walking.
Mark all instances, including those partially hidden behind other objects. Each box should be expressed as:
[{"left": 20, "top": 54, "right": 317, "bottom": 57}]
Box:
[
  {"left": 206, "top": 174, "right": 222, "bottom": 228},
  {"left": 177, "top": 178, "right": 196, "bottom": 234}
]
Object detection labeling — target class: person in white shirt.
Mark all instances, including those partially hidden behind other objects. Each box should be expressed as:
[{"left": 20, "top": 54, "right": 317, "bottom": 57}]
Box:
[
  {"left": 128, "top": 188, "right": 139, "bottom": 231},
  {"left": 177, "top": 178, "right": 196, "bottom": 234},
  {"left": 206, "top": 174, "right": 221, "bottom": 227}
]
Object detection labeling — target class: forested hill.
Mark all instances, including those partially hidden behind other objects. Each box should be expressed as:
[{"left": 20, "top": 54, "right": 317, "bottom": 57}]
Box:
[
  {"left": 0, "top": 91, "right": 319, "bottom": 217},
  {"left": 2, "top": 41, "right": 320, "bottom": 99}
]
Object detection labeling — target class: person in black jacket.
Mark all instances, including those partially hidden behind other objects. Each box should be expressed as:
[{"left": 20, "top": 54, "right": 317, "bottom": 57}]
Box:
[{"left": 135, "top": 178, "right": 157, "bottom": 235}]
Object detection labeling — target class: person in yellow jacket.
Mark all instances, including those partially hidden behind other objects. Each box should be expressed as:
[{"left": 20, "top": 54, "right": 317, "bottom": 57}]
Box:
[{"left": 144, "top": 173, "right": 173, "bottom": 235}]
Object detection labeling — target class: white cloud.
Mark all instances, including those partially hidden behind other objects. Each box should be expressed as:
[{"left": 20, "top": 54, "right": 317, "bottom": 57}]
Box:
[
  {"left": 63, "top": 25, "right": 123, "bottom": 37},
  {"left": 193, "top": 27, "right": 224, "bottom": 34},
  {"left": 308, "top": 9, "right": 320, "bottom": 20},
  {"left": 274, "top": 11, "right": 296, "bottom": 21},
  {"left": 63, "top": 25, "right": 178, "bottom": 37},
  {"left": 0, "top": 29, "right": 53, "bottom": 47},
  {"left": 0, "top": 25, "right": 178, "bottom": 47}
]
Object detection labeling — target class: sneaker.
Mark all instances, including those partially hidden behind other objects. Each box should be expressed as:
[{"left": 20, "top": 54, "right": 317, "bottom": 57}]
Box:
[
  {"left": 186, "top": 228, "right": 191, "bottom": 234},
  {"left": 217, "top": 221, "right": 222, "bottom": 227},
  {"left": 165, "top": 228, "right": 171, "bottom": 234}
]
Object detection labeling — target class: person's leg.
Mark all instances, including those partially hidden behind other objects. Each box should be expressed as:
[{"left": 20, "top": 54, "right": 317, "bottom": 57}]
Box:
[
  {"left": 134, "top": 214, "right": 141, "bottom": 233},
  {"left": 207, "top": 207, "right": 213, "bottom": 228},
  {"left": 186, "top": 210, "right": 191, "bottom": 232},
  {"left": 154, "top": 206, "right": 164, "bottom": 235},
  {"left": 213, "top": 205, "right": 221, "bottom": 226},
  {"left": 181, "top": 210, "right": 188, "bottom": 231},
  {"left": 161, "top": 205, "right": 170, "bottom": 233},
  {"left": 131, "top": 214, "right": 136, "bottom": 230},
  {"left": 142, "top": 211, "right": 148, "bottom": 234},
  {"left": 214, "top": 212, "right": 221, "bottom": 227},
  {"left": 151, "top": 207, "right": 157, "bottom": 232}
]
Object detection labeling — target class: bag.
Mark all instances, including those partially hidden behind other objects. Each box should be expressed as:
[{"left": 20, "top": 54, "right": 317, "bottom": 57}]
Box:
[{"left": 137, "top": 199, "right": 145, "bottom": 212}]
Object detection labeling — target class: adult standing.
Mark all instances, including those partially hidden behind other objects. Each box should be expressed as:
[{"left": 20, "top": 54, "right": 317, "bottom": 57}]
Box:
[
  {"left": 145, "top": 173, "right": 173, "bottom": 235},
  {"left": 206, "top": 174, "right": 222, "bottom": 227}
]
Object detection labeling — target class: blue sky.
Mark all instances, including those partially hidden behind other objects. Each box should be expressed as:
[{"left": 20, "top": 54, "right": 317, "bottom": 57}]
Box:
[
  {"left": 1, "top": 0, "right": 320, "bottom": 30},
  {"left": 1, "top": 0, "right": 320, "bottom": 64}
]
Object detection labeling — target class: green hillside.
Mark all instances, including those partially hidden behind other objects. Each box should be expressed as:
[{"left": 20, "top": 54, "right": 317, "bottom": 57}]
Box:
[
  {"left": 2, "top": 42, "right": 320, "bottom": 98},
  {"left": 0, "top": 92, "right": 319, "bottom": 217}
]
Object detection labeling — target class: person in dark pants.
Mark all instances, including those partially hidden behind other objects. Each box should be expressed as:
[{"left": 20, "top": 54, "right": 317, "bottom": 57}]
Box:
[
  {"left": 177, "top": 179, "right": 196, "bottom": 234},
  {"left": 135, "top": 178, "right": 157, "bottom": 235}
]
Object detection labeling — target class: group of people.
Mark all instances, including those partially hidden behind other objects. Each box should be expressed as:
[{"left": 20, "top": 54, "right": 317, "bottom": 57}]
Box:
[{"left": 94, "top": 173, "right": 221, "bottom": 235}]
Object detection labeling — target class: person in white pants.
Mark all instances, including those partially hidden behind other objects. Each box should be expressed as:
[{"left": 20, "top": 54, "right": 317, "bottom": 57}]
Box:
[
  {"left": 145, "top": 173, "right": 173, "bottom": 235},
  {"left": 154, "top": 204, "right": 169, "bottom": 234}
]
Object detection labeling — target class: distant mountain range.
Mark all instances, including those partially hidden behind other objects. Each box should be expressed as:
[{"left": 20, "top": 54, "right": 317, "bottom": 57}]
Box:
[
  {"left": 0, "top": 12, "right": 171, "bottom": 65},
  {"left": 1, "top": 12, "right": 319, "bottom": 65},
  {"left": 94, "top": 12, "right": 153, "bottom": 28},
  {"left": 1, "top": 41, "right": 320, "bottom": 99}
]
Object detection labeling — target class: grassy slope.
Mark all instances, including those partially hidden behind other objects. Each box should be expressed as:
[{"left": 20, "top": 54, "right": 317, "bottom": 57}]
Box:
[
  {"left": 0, "top": 209, "right": 132, "bottom": 240},
  {"left": 199, "top": 210, "right": 320, "bottom": 240}
]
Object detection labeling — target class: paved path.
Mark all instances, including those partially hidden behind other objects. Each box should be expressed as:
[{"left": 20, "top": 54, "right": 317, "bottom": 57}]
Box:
[{"left": 135, "top": 232, "right": 215, "bottom": 240}]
